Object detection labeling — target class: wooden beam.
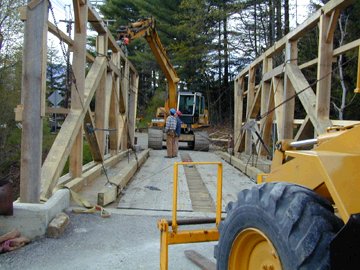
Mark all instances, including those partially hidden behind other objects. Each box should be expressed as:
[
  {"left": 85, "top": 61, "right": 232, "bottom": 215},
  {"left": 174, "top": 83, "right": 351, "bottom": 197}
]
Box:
[
  {"left": 234, "top": 77, "right": 244, "bottom": 154},
  {"left": 20, "top": 0, "right": 48, "bottom": 203},
  {"left": 245, "top": 67, "right": 255, "bottom": 155},
  {"left": 299, "top": 58, "right": 318, "bottom": 70},
  {"left": 272, "top": 77, "right": 284, "bottom": 139},
  {"left": 48, "top": 21, "right": 73, "bottom": 47},
  {"left": 72, "top": 0, "right": 81, "bottom": 33},
  {"left": 326, "top": 10, "right": 340, "bottom": 43},
  {"left": 259, "top": 57, "right": 273, "bottom": 156},
  {"left": 282, "top": 41, "right": 297, "bottom": 139},
  {"left": 333, "top": 38, "right": 360, "bottom": 57},
  {"left": 263, "top": 64, "right": 284, "bottom": 82},
  {"left": 41, "top": 57, "right": 107, "bottom": 199},
  {"left": 323, "top": 0, "right": 354, "bottom": 15},
  {"left": 286, "top": 63, "right": 332, "bottom": 134},
  {"left": 108, "top": 60, "right": 121, "bottom": 77},
  {"left": 109, "top": 79, "right": 120, "bottom": 153},
  {"left": 87, "top": 2, "right": 107, "bottom": 34},
  {"left": 97, "top": 149, "right": 150, "bottom": 206},
  {"left": 62, "top": 150, "right": 130, "bottom": 192},
  {"left": 237, "top": 66, "right": 249, "bottom": 80},
  {"left": 120, "top": 59, "right": 130, "bottom": 115},
  {"left": 264, "top": 36, "right": 287, "bottom": 58},
  {"left": 316, "top": 13, "right": 333, "bottom": 132},
  {"left": 249, "top": 85, "right": 262, "bottom": 119},
  {"left": 95, "top": 35, "right": 108, "bottom": 156},
  {"left": 288, "top": 9, "right": 321, "bottom": 42},
  {"left": 86, "top": 52, "right": 95, "bottom": 63},
  {"left": 69, "top": 1, "right": 87, "bottom": 178},
  {"left": 127, "top": 71, "right": 139, "bottom": 146}
]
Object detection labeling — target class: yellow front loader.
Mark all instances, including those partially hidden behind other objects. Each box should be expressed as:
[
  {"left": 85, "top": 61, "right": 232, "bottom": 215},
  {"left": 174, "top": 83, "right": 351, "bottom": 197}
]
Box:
[
  {"left": 215, "top": 125, "right": 360, "bottom": 269},
  {"left": 214, "top": 55, "right": 360, "bottom": 270}
]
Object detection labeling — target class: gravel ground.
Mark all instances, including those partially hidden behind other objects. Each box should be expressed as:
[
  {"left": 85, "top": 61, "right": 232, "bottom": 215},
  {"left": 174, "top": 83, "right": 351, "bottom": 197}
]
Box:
[{"left": 0, "top": 132, "right": 254, "bottom": 270}]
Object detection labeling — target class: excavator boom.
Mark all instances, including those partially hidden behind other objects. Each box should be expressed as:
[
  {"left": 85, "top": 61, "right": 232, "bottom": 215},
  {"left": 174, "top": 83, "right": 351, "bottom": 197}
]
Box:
[{"left": 118, "top": 18, "right": 179, "bottom": 110}]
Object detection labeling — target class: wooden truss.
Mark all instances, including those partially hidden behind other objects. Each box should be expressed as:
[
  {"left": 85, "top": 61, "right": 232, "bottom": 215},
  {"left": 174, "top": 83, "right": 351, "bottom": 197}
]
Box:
[
  {"left": 234, "top": 0, "right": 359, "bottom": 162},
  {"left": 18, "top": 0, "right": 138, "bottom": 202}
]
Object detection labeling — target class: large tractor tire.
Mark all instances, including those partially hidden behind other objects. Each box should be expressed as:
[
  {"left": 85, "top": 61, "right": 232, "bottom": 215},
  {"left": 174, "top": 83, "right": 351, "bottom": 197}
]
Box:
[
  {"left": 193, "top": 131, "right": 209, "bottom": 151},
  {"left": 215, "top": 182, "right": 343, "bottom": 270},
  {"left": 147, "top": 128, "right": 163, "bottom": 150}
]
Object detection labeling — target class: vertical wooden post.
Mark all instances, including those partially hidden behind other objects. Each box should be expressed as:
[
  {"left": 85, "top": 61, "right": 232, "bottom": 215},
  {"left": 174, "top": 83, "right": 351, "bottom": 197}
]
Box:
[
  {"left": 282, "top": 41, "right": 298, "bottom": 139},
  {"left": 272, "top": 77, "right": 284, "bottom": 140},
  {"left": 316, "top": 13, "right": 334, "bottom": 133},
  {"left": 245, "top": 68, "right": 255, "bottom": 155},
  {"left": 20, "top": 0, "right": 48, "bottom": 203},
  {"left": 109, "top": 75, "right": 119, "bottom": 154},
  {"left": 120, "top": 59, "right": 130, "bottom": 150},
  {"left": 95, "top": 34, "right": 108, "bottom": 156},
  {"left": 234, "top": 77, "right": 244, "bottom": 154},
  {"left": 128, "top": 70, "right": 139, "bottom": 146},
  {"left": 70, "top": 0, "right": 87, "bottom": 177},
  {"left": 259, "top": 57, "right": 273, "bottom": 156}
]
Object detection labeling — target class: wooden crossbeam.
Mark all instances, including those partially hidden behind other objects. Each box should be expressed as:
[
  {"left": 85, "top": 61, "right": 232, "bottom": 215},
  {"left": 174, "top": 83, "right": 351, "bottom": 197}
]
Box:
[
  {"left": 286, "top": 63, "right": 332, "bottom": 134},
  {"left": 41, "top": 57, "right": 107, "bottom": 199},
  {"left": 48, "top": 22, "right": 73, "bottom": 46}
]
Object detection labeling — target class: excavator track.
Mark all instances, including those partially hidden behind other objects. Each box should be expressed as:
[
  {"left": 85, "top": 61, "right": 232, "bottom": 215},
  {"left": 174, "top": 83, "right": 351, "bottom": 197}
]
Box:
[
  {"left": 193, "top": 131, "right": 209, "bottom": 151},
  {"left": 148, "top": 128, "right": 163, "bottom": 150}
]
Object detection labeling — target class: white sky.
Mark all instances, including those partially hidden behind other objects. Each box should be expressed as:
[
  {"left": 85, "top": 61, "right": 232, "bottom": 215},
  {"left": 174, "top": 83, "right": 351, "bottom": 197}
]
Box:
[
  {"left": 47, "top": 0, "right": 313, "bottom": 63},
  {"left": 49, "top": 0, "right": 313, "bottom": 33}
]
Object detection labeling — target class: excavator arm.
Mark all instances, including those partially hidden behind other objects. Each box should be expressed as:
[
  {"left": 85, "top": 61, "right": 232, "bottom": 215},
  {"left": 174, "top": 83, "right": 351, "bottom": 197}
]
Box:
[{"left": 117, "top": 18, "right": 179, "bottom": 111}]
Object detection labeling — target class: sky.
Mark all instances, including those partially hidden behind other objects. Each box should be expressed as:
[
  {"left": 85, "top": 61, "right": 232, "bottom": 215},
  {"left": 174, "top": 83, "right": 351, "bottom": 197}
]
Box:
[
  {"left": 49, "top": 0, "right": 313, "bottom": 34},
  {"left": 47, "top": 0, "right": 313, "bottom": 63}
]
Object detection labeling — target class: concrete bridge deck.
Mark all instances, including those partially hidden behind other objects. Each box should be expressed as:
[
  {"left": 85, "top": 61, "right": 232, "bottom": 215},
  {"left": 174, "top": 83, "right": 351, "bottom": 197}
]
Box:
[{"left": 1, "top": 133, "right": 254, "bottom": 270}]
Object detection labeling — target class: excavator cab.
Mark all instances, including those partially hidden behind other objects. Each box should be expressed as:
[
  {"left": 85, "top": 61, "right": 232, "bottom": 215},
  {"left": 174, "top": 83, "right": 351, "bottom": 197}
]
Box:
[{"left": 177, "top": 92, "right": 206, "bottom": 125}]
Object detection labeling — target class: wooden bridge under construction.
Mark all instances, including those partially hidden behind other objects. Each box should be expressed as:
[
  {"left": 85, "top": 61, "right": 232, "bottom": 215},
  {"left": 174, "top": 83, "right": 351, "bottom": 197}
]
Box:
[{"left": 4, "top": 0, "right": 360, "bottom": 239}]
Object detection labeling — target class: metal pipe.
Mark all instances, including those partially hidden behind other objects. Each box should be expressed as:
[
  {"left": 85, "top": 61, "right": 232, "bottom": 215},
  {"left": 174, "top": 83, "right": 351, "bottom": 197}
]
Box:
[
  {"left": 167, "top": 218, "right": 217, "bottom": 227},
  {"left": 290, "top": 138, "right": 318, "bottom": 148}
]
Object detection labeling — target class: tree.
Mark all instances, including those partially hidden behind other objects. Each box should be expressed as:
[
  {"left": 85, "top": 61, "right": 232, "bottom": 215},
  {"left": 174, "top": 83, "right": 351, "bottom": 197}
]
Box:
[{"left": 0, "top": 0, "right": 24, "bottom": 181}]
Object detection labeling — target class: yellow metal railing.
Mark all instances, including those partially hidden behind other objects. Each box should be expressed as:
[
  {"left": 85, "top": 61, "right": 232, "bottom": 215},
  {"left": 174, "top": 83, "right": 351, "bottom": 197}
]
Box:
[{"left": 157, "top": 162, "right": 223, "bottom": 270}]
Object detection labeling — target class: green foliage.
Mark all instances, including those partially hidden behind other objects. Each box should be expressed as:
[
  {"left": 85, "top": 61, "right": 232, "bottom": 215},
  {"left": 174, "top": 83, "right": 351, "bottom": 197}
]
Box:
[
  {"left": 61, "top": 141, "right": 94, "bottom": 176},
  {"left": 138, "top": 87, "right": 166, "bottom": 129}
]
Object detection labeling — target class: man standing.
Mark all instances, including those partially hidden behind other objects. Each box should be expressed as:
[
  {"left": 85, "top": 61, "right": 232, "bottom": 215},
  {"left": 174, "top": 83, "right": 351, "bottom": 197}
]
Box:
[
  {"left": 174, "top": 110, "right": 183, "bottom": 157},
  {"left": 164, "top": 108, "right": 177, "bottom": 158}
]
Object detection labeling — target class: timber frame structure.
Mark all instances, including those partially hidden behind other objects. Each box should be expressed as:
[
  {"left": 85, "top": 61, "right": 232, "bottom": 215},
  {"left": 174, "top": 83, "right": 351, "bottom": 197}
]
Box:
[
  {"left": 17, "top": 0, "right": 138, "bottom": 203},
  {"left": 233, "top": 0, "right": 359, "bottom": 169}
]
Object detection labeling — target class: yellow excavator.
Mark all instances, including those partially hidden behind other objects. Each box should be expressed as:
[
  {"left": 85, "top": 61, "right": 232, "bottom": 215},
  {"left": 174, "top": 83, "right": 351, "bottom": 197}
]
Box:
[{"left": 117, "top": 18, "right": 210, "bottom": 151}]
